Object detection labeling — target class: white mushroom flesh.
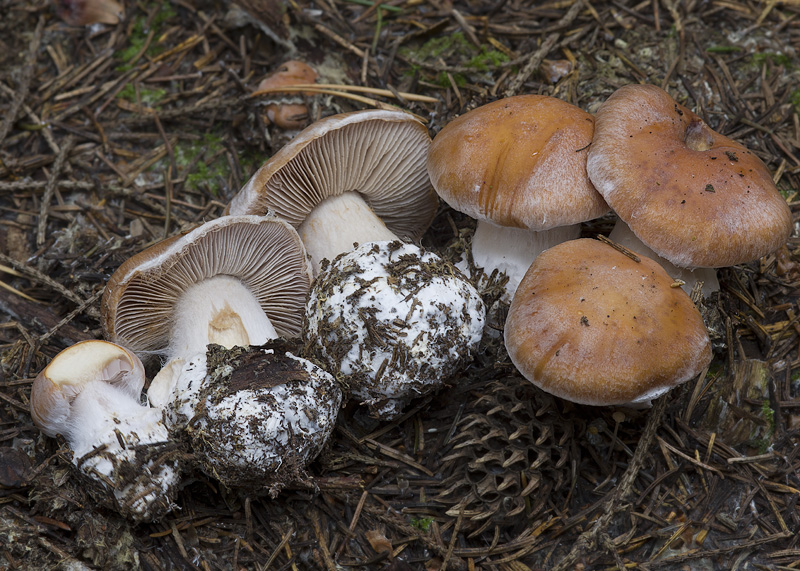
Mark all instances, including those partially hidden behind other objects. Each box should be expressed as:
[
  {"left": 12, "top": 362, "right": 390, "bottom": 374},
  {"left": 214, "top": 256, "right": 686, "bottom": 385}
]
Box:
[
  {"left": 306, "top": 241, "right": 486, "bottom": 418},
  {"left": 67, "top": 381, "right": 180, "bottom": 521},
  {"left": 170, "top": 275, "right": 279, "bottom": 360},
  {"left": 471, "top": 220, "right": 580, "bottom": 299},
  {"left": 298, "top": 191, "right": 398, "bottom": 274}
]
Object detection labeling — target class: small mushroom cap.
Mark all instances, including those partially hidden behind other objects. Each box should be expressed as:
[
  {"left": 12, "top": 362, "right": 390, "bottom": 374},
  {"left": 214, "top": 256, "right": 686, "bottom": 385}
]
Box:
[
  {"left": 255, "top": 60, "right": 318, "bottom": 96},
  {"left": 587, "top": 83, "right": 792, "bottom": 268},
  {"left": 227, "top": 109, "right": 438, "bottom": 241},
  {"left": 427, "top": 95, "right": 609, "bottom": 231},
  {"left": 55, "top": 0, "right": 124, "bottom": 26},
  {"left": 101, "top": 215, "right": 312, "bottom": 354},
  {"left": 504, "top": 239, "right": 712, "bottom": 406},
  {"left": 30, "top": 340, "right": 145, "bottom": 437}
]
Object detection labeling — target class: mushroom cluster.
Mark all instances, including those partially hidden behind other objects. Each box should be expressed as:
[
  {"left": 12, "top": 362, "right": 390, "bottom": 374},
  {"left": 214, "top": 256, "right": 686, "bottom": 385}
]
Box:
[
  {"left": 426, "top": 85, "right": 791, "bottom": 405},
  {"left": 30, "top": 83, "right": 791, "bottom": 523}
]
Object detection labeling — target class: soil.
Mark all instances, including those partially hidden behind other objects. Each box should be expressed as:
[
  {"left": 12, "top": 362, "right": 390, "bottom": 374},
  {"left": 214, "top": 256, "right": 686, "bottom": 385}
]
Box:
[{"left": 1, "top": 0, "right": 800, "bottom": 569}]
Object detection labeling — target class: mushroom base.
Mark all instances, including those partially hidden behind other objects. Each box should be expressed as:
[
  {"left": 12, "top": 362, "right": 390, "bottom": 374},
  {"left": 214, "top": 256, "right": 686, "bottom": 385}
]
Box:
[
  {"left": 305, "top": 241, "right": 486, "bottom": 419},
  {"left": 165, "top": 343, "right": 342, "bottom": 494},
  {"left": 68, "top": 382, "right": 181, "bottom": 522}
]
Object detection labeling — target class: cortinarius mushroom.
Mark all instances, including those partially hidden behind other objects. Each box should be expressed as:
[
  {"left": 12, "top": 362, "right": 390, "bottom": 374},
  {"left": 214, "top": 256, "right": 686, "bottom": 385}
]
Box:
[
  {"left": 101, "top": 214, "right": 312, "bottom": 367},
  {"left": 504, "top": 239, "right": 712, "bottom": 406},
  {"left": 427, "top": 95, "right": 610, "bottom": 296},
  {"left": 305, "top": 241, "right": 486, "bottom": 418},
  {"left": 227, "top": 109, "right": 438, "bottom": 273},
  {"left": 30, "top": 340, "right": 179, "bottom": 521},
  {"left": 587, "top": 83, "right": 792, "bottom": 296}
]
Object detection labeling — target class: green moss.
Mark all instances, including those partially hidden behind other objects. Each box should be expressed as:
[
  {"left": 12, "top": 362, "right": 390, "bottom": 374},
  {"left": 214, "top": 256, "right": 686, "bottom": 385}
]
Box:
[
  {"left": 751, "top": 52, "right": 794, "bottom": 69},
  {"left": 116, "top": 84, "right": 166, "bottom": 106},
  {"left": 400, "top": 32, "right": 509, "bottom": 82},
  {"left": 410, "top": 516, "right": 434, "bottom": 531},
  {"left": 761, "top": 399, "right": 775, "bottom": 436},
  {"left": 706, "top": 45, "right": 742, "bottom": 54},
  {"left": 167, "top": 133, "right": 230, "bottom": 195},
  {"left": 114, "top": 2, "right": 177, "bottom": 71},
  {"left": 791, "top": 89, "right": 800, "bottom": 114},
  {"left": 467, "top": 49, "right": 509, "bottom": 72}
]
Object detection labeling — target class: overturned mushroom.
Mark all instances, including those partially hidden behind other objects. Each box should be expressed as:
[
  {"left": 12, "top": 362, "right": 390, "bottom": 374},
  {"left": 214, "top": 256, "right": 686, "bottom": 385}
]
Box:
[
  {"left": 254, "top": 60, "right": 318, "bottom": 130},
  {"left": 305, "top": 241, "right": 486, "bottom": 418},
  {"left": 54, "top": 0, "right": 124, "bottom": 26},
  {"left": 30, "top": 340, "right": 180, "bottom": 522},
  {"left": 101, "top": 215, "right": 313, "bottom": 402},
  {"left": 227, "top": 109, "right": 437, "bottom": 273}
]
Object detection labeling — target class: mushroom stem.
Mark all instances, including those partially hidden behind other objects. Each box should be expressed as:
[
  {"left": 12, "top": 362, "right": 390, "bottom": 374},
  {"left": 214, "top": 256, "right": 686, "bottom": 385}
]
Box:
[
  {"left": 471, "top": 221, "right": 581, "bottom": 298},
  {"left": 608, "top": 219, "right": 719, "bottom": 297},
  {"left": 298, "top": 191, "right": 398, "bottom": 273},
  {"left": 170, "top": 275, "right": 278, "bottom": 360}
]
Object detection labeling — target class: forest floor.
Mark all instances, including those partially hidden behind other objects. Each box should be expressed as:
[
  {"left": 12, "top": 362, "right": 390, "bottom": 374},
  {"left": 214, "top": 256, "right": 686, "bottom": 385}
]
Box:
[{"left": 1, "top": 0, "right": 800, "bottom": 569}]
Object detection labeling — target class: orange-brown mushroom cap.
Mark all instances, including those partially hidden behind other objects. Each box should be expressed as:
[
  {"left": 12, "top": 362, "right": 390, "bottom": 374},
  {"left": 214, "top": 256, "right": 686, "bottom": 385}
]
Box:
[
  {"left": 504, "top": 239, "right": 712, "bottom": 406},
  {"left": 587, "top": 83, "right": 792, "bottom": 268},
  {"left": 427, "top": 95, "right": 609, "bottom": 231}
]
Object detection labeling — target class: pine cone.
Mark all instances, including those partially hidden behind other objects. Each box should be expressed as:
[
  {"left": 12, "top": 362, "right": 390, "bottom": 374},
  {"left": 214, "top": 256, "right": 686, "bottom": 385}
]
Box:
[{"left": 435, "top": 376, "right": 573, "bottom": 532}]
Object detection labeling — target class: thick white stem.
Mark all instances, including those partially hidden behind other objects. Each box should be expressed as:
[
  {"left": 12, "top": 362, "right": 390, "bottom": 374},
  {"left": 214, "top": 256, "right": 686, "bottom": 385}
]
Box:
[
  {"left": 170, "top": 275, "right": 278, "bottom": 361},
  {"left": 298, "top": 191, "right": 397, "bottom": 274},
  {"left": 608, "top": 220, "right": 719, "bottom": 298},
  {"left": 472, "top": 221, "right": 581, "bottom": 299}
]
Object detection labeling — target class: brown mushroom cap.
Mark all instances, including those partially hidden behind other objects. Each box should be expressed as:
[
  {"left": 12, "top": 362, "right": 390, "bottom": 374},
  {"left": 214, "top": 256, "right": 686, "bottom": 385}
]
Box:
[
  {"left": 227, "top": 109, "right": 437, "bottom": 241},
  {"left": 504, "top": 238, "right": 712, "bottom": 406},
  {"left": 101, "top": 215, "right": 312, "bottom": 354},
  {"left": 587, "top": 83, "right": 792, "bottom": 268},
  {"left": 427, "top": 95, "right": 609, "bottom": 231},
  {"left": 55, "top": 0, "right": 124, "bottom": 26}
]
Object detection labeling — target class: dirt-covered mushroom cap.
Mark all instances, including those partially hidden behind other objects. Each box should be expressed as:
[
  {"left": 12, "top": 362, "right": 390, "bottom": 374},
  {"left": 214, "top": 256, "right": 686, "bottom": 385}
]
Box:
[
  {"left": 101, "top": 215, "right": 312, "bottom": 360},
  {"left": 30, "top": 340, "right": 180, "bottom": 522},
  {"left": 227, "top": 109, "right": 438, "bottom": 271},
  {"left": 160, "top": 343, "right": 342, "bottom": 492},
  {"left": 587, "top": 83, "right": 792, "bottom": 269},
  {"left": 305, "top": 240, "right": 486, "bottom": 418},
  {"left": 504, "top": 239, "right": 712, "bottom": 406},
  {"left": 426, "top": 95, "right": 609, "bottom": 295}
]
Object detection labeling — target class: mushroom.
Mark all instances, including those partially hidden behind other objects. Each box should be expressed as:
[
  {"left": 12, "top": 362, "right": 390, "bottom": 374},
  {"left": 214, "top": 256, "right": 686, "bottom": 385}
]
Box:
[
  {"left": 54, "top": 0, "right": 124, "bottom": 25},
  {"left": 102, "top": 214, "right": 312, "bottom": 362},
  {"left": 254, "top": 60, "right": 318, "bottom": 130},
  {"left": 426, "top": 95, "right": 610, "bottom": 297},
  {"left": 160, "top": 342, "right": 342, "bottom": 492},
  {"left": 504, "top": 238, "right": 712, "bottom": 406},
  {"left": 30, "top": 340, "right": 180, "bottom": 522},
  {"left": 587, "top": 83, "right": 792, "bottom": 297},
  {"left": 101, "top": 214, "right": 313, "bottom": 408},
  {"left": 305, "top": 241, "right": 486, "bottom": 418},
  {"left": 227, "top": 109, "right": 438, "bottom": 273}
]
